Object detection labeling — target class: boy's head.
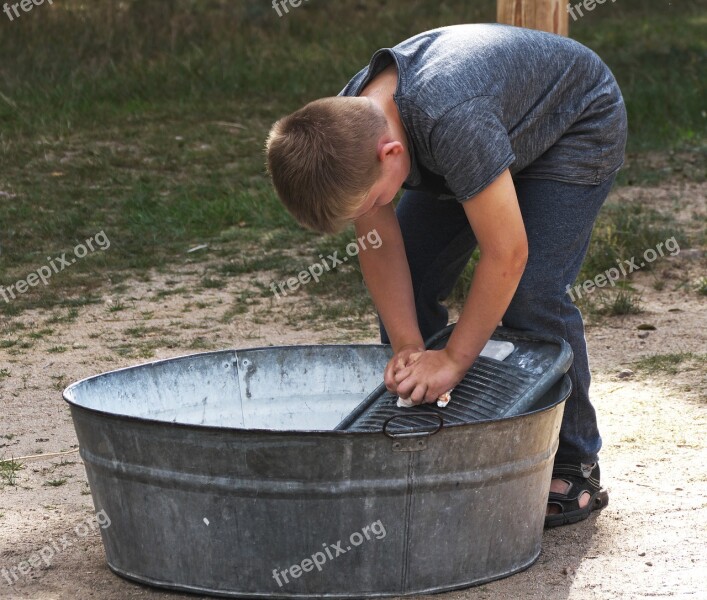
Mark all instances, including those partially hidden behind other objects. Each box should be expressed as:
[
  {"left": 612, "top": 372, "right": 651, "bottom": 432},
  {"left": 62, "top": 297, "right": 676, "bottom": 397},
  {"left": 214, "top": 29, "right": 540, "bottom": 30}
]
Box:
[{"left": 266, "top": 96, "right": 400, "bottom": 234}]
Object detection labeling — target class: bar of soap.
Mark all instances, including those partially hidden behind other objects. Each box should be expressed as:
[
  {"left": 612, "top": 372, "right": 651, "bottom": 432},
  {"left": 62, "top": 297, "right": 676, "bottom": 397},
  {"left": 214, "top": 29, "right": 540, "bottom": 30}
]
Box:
[
  {"left": 396, "top": 389, "right": 453, "bottom": 408},
  {"left": 396, "top": 396, "right": 415, "bottom": 408},
  {"left": 436, "top": 390, "right": 452, "bottom": 407}
]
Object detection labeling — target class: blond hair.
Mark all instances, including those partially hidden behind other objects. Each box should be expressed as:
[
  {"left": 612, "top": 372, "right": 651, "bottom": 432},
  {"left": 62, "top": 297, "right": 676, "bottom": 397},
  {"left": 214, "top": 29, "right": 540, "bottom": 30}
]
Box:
[{"left": 265, "top": 96, "right": 388, "bottom": 234}]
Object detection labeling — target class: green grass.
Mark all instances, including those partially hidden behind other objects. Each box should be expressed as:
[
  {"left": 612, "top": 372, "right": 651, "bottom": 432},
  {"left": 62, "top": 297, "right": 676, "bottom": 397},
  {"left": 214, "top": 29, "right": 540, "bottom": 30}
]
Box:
[
  {"left": 634, "top": 352, "right": 706, "bottom": 375},
  {"left": 0, "top": 458, "right": 23, "bottom": 487},
  {"left": 697, "top": 277, "right": 707, "bottom": 296},
  {"left": 47, "top": 345, "right": 68, "bottom": 354},
  {"left": 201, "top": 277, "right": 226, "bottom": 290},
  {"left": 44, "top": 478, "right": 68, "bottom": 487},
  {"left": 108, "top": 300, "right": 128, "bottom": 313},
  {"left": 596, "top": 290, "right": 643, "bottom": 316},
  {"left": 579, "top": 202, "right": 688, "bottom": 283},
  {"left": 0, "top": 0, "right": 703, "bottom": 318},
  {"left": 28, "top": 328, "right": 55, "bottom": 340}
]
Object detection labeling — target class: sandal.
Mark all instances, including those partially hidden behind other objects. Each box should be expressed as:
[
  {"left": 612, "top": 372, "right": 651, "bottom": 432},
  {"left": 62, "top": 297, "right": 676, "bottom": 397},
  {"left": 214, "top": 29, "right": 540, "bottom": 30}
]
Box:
[{"left": 544, "top": 462, "right": 609, "bottom": 528}]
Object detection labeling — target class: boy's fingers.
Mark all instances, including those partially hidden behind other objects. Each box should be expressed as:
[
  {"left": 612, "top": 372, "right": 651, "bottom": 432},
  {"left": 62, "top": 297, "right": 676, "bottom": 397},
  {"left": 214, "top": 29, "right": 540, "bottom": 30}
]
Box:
[
  {"left": 394, "top": 366, "right": 411, "bottom": 383},
  {"left": 385, "top": 361, "right": 399, "bottom": 392},
  {"left": 410, "top": 383, "right": 428, "bottom": 405}
]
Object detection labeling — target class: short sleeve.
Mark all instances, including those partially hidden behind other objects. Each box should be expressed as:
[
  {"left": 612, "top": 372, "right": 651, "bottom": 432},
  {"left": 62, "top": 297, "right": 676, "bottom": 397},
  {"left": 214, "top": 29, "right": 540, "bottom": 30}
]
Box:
[{"left": 429, "top": 97, "right": 516, "bottom": 201}]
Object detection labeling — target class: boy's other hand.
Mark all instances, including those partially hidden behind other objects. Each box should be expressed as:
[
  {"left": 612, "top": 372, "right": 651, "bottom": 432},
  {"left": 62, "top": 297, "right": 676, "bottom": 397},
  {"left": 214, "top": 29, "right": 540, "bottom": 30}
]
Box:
[
  {"left": 393, "top": 349, "right": 467, "bottom": 405},
  {"left": 384, "top": 343, "right": 425, "bottom": 394}
]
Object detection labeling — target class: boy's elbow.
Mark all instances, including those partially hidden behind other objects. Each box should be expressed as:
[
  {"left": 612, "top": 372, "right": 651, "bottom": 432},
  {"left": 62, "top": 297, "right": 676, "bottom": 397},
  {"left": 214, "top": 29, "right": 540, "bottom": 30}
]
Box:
[
  {"left": 482, "top": 241, "right": 528, "bottom": 278},
  {"left": 513, "top": 241, "right": 529, "bottom": 274}
]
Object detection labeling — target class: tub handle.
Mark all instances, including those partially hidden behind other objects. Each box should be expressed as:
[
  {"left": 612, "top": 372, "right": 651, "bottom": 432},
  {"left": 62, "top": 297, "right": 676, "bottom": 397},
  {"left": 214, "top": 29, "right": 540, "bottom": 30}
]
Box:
[{"left": 383, "top": 413, "right": 443, "bottom": 439}]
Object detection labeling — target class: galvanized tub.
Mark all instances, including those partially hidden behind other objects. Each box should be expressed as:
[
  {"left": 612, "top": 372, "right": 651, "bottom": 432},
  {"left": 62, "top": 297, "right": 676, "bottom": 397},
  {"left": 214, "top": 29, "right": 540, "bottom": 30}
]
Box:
[{"left": 63, "top": 328, "right": 570, "bottom": 598}]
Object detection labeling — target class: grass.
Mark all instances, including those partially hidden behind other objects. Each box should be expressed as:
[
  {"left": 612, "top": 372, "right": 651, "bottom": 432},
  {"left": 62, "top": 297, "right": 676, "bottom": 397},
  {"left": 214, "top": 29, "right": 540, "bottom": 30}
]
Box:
[
  {"left": 0, "top": 458, "right": 23, "bottom": 487},
  {"left": 596, "top": 290, "right": 643, "bottom": 316},
  {"left": 44, "top": 478, "right": 68, "bottom": 487},
  {"left": 579, "top": 202, "right": 688, "bottom": 283},
  {"left": 0, "top": 0, "right": 703, "bottom": 321},
  {"left": 47, "top": 345, "right": 68, "bottom": 354},
  {"left": 634, "top": 352, "right": 706, "bottom": 375},
  {"left": 201, "top": 277, "right": 226, "bottom": 290},
  {"left": 108, "top": 300, "right": 128, "bottom": 312},
  {"left": 696, "top": 277, "right": 707, "bottom": 296}
]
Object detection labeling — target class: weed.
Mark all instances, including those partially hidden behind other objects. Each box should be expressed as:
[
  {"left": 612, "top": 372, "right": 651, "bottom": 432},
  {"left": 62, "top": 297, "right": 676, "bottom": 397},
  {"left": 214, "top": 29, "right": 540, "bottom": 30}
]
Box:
[
  {"left": 634, "top": 352, "right": 705, "bottom": 375},
  {"left": 0, "top": 458, "right": 23, "bottom": 487},
  {"left": 108, "top": 300, "right": 128, "bottom": 312},
  {"left": 696, "top": 277, "right": 707, "bottom": 296},
  {"left": 201, "top": 277, "right": 226, "bottom": 290},
  {"left": 44, "top": 478, "right": 68, "bottom": 487},
  {"left": 47, "top": 346, "right": 68, "bottom": 354}
]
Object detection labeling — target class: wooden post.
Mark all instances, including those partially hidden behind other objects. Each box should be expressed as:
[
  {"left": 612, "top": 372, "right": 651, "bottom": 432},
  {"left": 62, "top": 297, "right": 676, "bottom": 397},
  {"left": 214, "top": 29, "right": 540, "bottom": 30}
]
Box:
[{"left": 497, "top": 0, "right": 569, "bottom": 36}]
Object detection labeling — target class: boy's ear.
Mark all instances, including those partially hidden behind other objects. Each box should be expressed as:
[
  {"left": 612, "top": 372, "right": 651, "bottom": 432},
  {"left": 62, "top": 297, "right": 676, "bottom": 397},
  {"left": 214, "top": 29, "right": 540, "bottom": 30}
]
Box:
[{"left": 378, "top": 140, "right": 404, "bottom": 161}]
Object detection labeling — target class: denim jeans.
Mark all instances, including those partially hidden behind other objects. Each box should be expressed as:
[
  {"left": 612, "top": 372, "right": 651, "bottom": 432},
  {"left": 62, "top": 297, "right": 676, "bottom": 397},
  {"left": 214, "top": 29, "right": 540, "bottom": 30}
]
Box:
[{"left": 378, "top": 173, "right": 618, "bottom": 465}]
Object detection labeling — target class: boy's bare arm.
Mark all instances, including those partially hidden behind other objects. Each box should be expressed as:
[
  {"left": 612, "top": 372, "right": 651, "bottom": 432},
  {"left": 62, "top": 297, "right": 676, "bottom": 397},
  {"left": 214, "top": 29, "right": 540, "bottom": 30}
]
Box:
[
  {"left": 445, "top": 169, "right": 528, "bottom": 367},
  {"left": 394, "top": 169, "right": 528, "bottom": 402},
  {"left": 353, "top": 203, "right": 424, "bottom": 353}
]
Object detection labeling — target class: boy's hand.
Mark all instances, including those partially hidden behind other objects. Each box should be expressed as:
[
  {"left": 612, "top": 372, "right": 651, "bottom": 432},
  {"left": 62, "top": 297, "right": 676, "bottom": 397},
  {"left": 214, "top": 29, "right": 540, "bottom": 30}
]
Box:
[
  {"left": 393, "top": 349, "right": 469, "bottom": 405},
  {"left": 384, "top": 343, "right": 425, "bottom": 394}
]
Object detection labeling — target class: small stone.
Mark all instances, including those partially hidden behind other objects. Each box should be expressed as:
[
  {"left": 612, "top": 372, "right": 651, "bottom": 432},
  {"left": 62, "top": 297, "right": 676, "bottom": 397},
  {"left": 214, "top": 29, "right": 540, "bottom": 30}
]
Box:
[
  {"left": 637, "top": 331, "right": 649, "bottom": 339},
  {"left": 561, "top": 566, "right": 575, "bottom": 576},
  {"left": 618, "top": 369, "right": 634, "bottom": 379}
]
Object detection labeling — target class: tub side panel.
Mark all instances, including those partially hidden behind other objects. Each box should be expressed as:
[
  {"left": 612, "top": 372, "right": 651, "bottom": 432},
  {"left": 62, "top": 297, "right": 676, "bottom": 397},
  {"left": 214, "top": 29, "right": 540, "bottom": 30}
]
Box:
[{"left": 70, "top": 399, "right": 564, "bottom": 598}]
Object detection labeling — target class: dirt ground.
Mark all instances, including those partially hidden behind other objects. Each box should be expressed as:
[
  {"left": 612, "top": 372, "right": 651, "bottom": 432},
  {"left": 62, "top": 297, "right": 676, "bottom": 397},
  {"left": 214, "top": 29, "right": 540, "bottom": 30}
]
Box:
[{"left": 1, "top": 180, "right": 705, "bottom": 600}]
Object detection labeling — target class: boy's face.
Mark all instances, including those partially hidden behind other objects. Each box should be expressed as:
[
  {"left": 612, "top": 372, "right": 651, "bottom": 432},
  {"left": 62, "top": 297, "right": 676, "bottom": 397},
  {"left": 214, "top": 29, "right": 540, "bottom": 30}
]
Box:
[{"left": 351, "top": 139, "right": 409, "bottom": 221}]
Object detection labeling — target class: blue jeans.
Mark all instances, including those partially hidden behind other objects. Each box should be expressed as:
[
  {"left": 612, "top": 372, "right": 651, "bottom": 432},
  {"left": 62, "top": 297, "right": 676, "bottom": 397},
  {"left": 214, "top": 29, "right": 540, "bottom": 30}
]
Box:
[{"left": 378, "top": 173, "right": 618, "bottom": 465}]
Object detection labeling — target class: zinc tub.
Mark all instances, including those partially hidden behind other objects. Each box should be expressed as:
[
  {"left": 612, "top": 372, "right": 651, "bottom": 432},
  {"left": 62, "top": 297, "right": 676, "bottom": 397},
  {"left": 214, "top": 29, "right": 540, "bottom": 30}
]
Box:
[{"left": 63, "top": 328, "right": 570, "bottom": 598}]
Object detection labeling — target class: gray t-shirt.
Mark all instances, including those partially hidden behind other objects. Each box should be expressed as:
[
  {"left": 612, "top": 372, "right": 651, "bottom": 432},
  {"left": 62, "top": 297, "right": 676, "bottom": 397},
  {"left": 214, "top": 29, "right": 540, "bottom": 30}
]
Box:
[{"left": 338, "top": 24, "right": 627, "bottom": 201}]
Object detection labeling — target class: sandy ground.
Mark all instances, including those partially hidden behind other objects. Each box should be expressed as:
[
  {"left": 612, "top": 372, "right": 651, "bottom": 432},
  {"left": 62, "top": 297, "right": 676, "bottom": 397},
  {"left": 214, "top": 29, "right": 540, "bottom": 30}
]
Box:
[{"left": 1, "top": 181, "right": 705, "bottom": 599}]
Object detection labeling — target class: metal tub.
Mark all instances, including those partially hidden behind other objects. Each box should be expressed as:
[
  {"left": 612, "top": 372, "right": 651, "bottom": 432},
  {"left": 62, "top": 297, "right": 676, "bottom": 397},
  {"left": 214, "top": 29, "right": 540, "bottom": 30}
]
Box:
[{"left": 63, "top": 331, "right": 569, "bottom": 598}]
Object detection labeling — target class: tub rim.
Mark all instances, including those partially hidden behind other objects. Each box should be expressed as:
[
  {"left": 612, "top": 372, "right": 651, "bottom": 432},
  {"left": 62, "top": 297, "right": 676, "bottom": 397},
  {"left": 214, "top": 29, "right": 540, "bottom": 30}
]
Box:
[{"left": 63, "top": 341, "right": 570, "bottom": 437}]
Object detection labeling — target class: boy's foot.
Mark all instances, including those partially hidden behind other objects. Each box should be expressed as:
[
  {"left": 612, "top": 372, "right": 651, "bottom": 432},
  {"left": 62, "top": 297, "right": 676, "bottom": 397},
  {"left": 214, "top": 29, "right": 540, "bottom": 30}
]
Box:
[{"left": 545, "top": 462, "right": 609, "bottom": 528}]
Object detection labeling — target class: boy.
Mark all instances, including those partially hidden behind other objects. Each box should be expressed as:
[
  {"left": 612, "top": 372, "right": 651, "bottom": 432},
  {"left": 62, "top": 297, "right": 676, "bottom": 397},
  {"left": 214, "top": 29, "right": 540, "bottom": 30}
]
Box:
[{"left": 266, "top": 23, "right": 627, "bottom": 527}]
